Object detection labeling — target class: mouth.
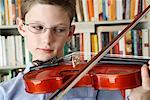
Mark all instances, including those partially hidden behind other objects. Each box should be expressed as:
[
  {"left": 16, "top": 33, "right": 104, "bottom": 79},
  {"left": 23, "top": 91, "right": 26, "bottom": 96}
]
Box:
[{"left": 37, "top": 48, "right": 54, "bottom": 53}]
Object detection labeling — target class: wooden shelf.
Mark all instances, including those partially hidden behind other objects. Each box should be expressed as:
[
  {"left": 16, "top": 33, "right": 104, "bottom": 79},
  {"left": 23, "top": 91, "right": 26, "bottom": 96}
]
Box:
[
  {"left": 0, "top": 25, "right": 17, "bottom": 29},
  {"left": 74, "top": 18, "right": 150, "bottom": 33},
  {"left": 0, "top": 66, "right": 25, "bottom": 70}
]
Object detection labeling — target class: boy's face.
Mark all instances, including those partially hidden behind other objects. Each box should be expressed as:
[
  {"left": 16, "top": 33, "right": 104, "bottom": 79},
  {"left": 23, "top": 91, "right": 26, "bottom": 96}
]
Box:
[{"left": 17, "top": 4, "right": 75, "bottom": 61}]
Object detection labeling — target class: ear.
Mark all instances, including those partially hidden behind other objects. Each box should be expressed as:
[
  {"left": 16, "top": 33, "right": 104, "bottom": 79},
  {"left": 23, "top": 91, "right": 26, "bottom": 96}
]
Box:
[
  {"left": 66, "top": 25, "right": 75, "bottom": 42},
  {"left": 16, "top": 17, "right": 26, "bottom": 37}
]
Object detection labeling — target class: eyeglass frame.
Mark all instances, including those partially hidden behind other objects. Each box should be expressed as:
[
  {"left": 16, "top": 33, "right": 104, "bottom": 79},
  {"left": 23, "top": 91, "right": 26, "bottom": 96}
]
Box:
[{"left": 23, "top": 23, "right": 72, "bottom": 36}]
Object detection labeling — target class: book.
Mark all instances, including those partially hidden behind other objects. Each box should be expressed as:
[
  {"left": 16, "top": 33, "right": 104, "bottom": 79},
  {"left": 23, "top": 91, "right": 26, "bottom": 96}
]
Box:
[
  {"left": 17, "top": 0, "right": 21, "bottom": 18},
  {"left": 1, "top": 36, "right": 7, "bottom": 66},
  {"left": 1, "top": 0, "right": 6, "bottom": 25},
  {"left": 130, "top": 0, "right": 136, "bottom": 19},
  {"left": 0, "top": 0, "right": 2, "bottom": 25},
  {"left": 125, "top": 0, "right": 130, "bottom": 19},
  {"left": 87, "top": 0, "right": 94, "bottom": 21},
  {"left": 131, "top": 30, "right": 138, "bottom": 56},
  {"left": 82, "top": 0, "right": 89, "bottom": 21},
  {"left": 108, "top": 0, "right": 116, "bottom": 21},
  {"left": 6, "top": 35, "right": 16, "bottom": 66},
  {"left": 93, "top": 0, "right": 99, "bottom": 21},
  {"left": 83, "top": 32, "right": 91, "bottom": 61},
  {"left": 144, "top": 0, "right": 150, "bottom": 18},
  {"left": 116, "top": 0, "right": 123, "bottom": 20},
  {"left": 0, "top": 35, "right": 3, "bottom": 66},
  {"left": 79, "top": 33, "right": 84, "bottom": 60},
  {"left": 142, "top": 29, "right": 149, "bottom": 57},
  {"left": 91, "top": 33, "right": 98, "bottom": 54},
  {"left": 118, "top": 31, "right": 126, "bottom": 55},
  {"left": 15, "top": 35, "right": 24, "bottom": 65},
  {"left": 75, "top": 0, "right": 84, "bottom": 22},
  {"left": 102, "top": 0, "right": 108, "bottom": 20},
  {"left": 4, "top": 0, "right": 9, "bottom": 25},
  {"left": 112, "top": 32, "right": 120, "bottom": 54},
  {"left": 125, "top": 31, "right": 133, "bottom": 55},
  {"left": 97, "top": 32, "right": 102, "bottom": 51}
]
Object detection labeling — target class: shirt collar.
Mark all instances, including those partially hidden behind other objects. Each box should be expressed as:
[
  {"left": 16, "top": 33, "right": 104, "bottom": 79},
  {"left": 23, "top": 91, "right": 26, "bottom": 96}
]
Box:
[{"left": 23, "top": 62, "right": 33, "bottom": 74}]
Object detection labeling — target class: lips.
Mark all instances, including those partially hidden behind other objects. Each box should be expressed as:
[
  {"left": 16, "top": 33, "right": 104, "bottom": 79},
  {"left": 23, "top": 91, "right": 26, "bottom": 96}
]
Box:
[{"left": 37, "top": 48, "right": 54, "bottom": 53}]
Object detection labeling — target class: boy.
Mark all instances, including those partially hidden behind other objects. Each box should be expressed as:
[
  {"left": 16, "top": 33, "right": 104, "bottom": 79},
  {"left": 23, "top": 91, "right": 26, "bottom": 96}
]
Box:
[{"left": 0, "top": 0, "right": 148, "bottom": 100}]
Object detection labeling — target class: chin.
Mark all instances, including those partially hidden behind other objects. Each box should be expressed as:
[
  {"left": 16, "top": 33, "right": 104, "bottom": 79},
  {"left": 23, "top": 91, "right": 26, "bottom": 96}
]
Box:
[{"left": 33, "top": 55, "right": 55, "bottom": 62}]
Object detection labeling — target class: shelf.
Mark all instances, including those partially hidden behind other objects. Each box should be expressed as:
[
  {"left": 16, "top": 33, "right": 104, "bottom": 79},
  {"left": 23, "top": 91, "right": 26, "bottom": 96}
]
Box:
[
  {"left": 74, "top": 18, "right": 150, "bottom": 33},
  {"left": 0, "top": 25, "right": 17, "bottom": 29},
  {"left": 96, "top": 19, "right": 150, "bottom": 32},
  {"left": 95, "top": 18, "right": 150, "bottom": 25},
  {"left": 0, "top": 25, "right": 19, "bottom": 35},
  {"left": 73, "top": 22, "right": 95, "bottom": 33},
  {"left": 0, "top": 66, "right": 25, "bottom": 71}
]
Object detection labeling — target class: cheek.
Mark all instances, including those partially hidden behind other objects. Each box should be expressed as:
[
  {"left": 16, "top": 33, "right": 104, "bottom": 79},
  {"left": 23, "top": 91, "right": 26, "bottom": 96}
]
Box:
[
  {"left": 55, "top": 37, "right": 67, "bottom": 49},
  {"left": 26, "top": 35, "right": 40, "bottom": 51}
]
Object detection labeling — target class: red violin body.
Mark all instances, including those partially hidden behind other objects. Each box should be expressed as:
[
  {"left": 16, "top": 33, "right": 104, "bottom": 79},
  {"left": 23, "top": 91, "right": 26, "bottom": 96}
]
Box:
[{"left": 23, "top": 62, "right": 142, "bottom": 94}]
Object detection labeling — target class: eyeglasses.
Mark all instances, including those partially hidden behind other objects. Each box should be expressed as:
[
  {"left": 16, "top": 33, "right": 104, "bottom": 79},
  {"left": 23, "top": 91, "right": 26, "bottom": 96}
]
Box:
[{"left": 23, "top": 23, "right": 70, "bottom": 36}]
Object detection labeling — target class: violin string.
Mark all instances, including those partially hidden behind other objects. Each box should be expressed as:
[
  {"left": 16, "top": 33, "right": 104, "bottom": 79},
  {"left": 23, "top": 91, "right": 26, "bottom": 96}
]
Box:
[{"left": 30, "top": 52, "right": 149, "bottom": 71}]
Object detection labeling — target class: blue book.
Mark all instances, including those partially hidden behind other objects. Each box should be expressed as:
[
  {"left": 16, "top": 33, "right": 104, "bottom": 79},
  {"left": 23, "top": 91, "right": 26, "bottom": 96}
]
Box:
[
  {"left": 131, "top": 30, "right": 138, "bottom": 56},
  {"left": 1, "top": 0, "right": 5, "bottom": 25},
  {"left": 102, "top": 0, "right": 107, "bottom": 20}
]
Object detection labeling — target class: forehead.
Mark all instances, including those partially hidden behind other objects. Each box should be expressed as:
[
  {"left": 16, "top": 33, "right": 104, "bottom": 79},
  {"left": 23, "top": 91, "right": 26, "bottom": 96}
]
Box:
[{"left": 25, "top": 4, "right": 70, "bottom": 26}]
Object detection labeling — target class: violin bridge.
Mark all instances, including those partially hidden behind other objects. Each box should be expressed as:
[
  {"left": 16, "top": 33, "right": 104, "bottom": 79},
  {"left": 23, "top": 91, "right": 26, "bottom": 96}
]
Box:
[{"left": 71, "top": 54, "right": 81, "bottom": 68}]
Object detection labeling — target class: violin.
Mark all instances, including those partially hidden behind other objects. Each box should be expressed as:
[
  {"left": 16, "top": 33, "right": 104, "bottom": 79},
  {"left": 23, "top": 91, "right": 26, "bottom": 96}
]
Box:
[
  {"left": 24, "top": 58, "right": 144, "bottom": 93},
  {"left": 23, "top": 5, "right": 150, "bottom": 100}
]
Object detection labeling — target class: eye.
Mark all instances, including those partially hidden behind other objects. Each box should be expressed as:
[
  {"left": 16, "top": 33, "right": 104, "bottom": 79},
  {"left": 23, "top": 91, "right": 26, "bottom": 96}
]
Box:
[
  {"left": 53, "top": 28, "right": 66, "bottom": 33},
  {"left": 33, "top": 26, "right": 43, "bottom": 30},
  {"left": 30, "top": 25, "right": 44, "bottom": 31}
]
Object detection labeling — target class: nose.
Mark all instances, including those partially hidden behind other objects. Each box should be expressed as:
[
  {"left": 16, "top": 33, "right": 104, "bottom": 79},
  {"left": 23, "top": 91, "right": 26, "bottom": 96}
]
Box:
[{"left": 42, "top": 29, "right": 54, "bottom": 44}]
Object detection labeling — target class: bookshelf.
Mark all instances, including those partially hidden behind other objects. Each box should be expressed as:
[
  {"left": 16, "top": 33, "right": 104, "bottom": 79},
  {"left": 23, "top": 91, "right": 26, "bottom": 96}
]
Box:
[{"left": 0, "top": 19, "right": 149, "bottom": 68}]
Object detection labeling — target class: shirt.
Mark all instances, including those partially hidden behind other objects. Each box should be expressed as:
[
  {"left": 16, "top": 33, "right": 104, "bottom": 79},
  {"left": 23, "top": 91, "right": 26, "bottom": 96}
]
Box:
[{"left": 0, "top": 63, "right": 123, "bottom": 100}]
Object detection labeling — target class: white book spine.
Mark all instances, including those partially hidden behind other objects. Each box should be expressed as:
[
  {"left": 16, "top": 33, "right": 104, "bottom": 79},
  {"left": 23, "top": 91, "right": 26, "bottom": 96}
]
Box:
[
  {"left": 83, "top": 33, "right": 91, "bottom": 61},
  {"left": 93, "top": 0, "right": 99, "bottom": 21},
  {"left": 0, "top": 0, "right": 2, "bottom": 25},
  {"left": 125, "top": 0, "right": 130, "bottom": 19},
  {"left": 82, "top": 0, "right": 89, "bottom": 21},
  {"left": 142, "top": 29, "right": 149, "bottom": 57},
  {"left": 1, "top": 36, "right": 7, "bottom": 66},
  {"left": 18, "top": 36, "right": 24, "bottom": 65},
  {"left": 145, "top": 0, "right": 150, "bottom": 18},
  {"left": 0, "top": 35, "right": 3, "bottom": 66},
  {"left": 97, "top": 32, "right": 102, "bottom": 51},
  {"left": 116, "top": 0, "right": 123, "bottom": 20},
  {"left": 118, "top": 31, "right": 126, "bottom": 55},
  {"left": 6, "top": 36, "right": 16, "bottom": 66},
  {"left": 134, "top": 0, "right": 139, "bottom": 16},
  {"left": 15, "top": 35, "right": 24, "bottom": 65}
]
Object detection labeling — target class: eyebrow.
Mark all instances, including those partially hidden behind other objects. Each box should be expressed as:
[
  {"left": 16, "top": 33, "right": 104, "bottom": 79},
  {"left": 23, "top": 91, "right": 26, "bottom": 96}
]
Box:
[
  {"left": 26, "top": 19, "right": 69, "bottom": 24},
  {"left": 27, "top": 22, "right": 70, "bottom": 27},
  {"left": 49, "top": 23, "right": 70, "bottom": 27}
]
